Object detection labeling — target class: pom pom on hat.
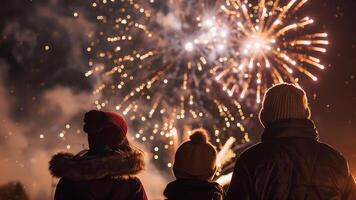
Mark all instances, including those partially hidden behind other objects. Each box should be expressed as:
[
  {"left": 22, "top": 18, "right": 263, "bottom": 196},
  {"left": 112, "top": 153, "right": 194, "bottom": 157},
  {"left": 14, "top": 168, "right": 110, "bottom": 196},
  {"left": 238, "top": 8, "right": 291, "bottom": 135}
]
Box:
[{"left": 189, "top": 128, "right": 209, "bottom": 144}]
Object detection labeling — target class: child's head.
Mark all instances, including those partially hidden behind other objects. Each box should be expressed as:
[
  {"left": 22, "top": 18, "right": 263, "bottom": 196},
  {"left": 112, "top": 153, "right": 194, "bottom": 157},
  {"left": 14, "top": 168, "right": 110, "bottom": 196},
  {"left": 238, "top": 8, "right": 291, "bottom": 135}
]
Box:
[{"left": 173, "top": 128, "right": 217, "bottom": 181}]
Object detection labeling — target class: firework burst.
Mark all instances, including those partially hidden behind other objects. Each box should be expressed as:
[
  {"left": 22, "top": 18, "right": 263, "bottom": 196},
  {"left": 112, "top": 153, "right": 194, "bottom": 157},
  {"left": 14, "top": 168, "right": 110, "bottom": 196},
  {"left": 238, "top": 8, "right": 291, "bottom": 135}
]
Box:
[
  {"left": 85, "top": 0, "right": 328, "bottom": 175},
  {"left": 86, "top": 0, "right": 249, "bottom": 171},
  {"left": 215, "top": 0, "right": 328, "bottom": 103}
]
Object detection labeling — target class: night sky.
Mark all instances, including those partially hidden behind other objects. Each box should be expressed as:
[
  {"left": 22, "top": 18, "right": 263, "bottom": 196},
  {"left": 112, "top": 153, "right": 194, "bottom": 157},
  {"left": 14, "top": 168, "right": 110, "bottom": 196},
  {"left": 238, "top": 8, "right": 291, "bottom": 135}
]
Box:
[{"left": 0, "top": 0, "right": 355, "bottom": 199}]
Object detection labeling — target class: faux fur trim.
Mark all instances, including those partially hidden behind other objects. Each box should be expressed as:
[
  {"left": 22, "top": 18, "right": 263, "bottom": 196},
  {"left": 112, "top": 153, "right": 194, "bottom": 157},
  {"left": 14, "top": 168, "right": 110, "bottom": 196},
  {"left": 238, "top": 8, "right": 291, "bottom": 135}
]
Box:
[{"left": 49, "top": 149, "right": 144, "bottom": 181}]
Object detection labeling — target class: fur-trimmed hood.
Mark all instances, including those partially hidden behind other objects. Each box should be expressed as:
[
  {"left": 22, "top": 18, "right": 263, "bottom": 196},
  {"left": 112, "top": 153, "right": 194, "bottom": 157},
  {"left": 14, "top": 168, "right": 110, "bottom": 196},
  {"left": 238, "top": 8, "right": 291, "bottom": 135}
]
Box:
[{"left": 49, "top": 149, "right": 144, "bottom": 181}]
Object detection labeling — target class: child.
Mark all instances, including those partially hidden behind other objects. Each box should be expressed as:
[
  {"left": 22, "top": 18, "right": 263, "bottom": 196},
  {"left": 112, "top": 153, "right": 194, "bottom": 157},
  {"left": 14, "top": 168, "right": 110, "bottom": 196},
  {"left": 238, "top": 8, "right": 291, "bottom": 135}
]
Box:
[
  {"left": 49, "top": 110, "right": 148, "bottom": 200},
  {"left": 164, "top": 128, "right": 224, "bottom": 200}
]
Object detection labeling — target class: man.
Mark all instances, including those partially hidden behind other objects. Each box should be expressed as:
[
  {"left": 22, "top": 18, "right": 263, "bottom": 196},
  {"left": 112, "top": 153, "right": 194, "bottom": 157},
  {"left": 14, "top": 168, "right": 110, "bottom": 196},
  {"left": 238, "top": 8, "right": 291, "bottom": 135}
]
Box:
[{"left": 226, "top": 83, "right": 356, "bottom": 199}]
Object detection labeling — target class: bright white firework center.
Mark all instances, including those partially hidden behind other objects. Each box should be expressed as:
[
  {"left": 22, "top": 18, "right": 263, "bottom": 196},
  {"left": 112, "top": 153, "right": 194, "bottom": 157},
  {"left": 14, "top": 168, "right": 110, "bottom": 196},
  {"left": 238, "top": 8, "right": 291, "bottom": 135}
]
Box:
[{"left": 242, "top": 34, "right": 273, "bottom": 56}]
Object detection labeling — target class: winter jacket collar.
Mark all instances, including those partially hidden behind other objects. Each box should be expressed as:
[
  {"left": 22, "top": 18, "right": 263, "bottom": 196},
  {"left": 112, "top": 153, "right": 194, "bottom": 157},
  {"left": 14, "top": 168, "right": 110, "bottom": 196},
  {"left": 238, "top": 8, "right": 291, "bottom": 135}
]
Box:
[
  {"left": 262, "top": 119, "right": 318, "bottom": 142},
  {"left": 49, "top": 149, "right": 144, "bottom": 181},
  {"left": 164, "top": 179, "right": 224, "bottom": 200}
]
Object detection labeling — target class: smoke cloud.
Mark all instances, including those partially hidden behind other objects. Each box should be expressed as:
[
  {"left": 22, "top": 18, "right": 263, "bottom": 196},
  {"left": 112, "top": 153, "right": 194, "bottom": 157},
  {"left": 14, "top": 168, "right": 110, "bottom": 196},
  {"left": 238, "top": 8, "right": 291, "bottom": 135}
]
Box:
[
  {"left": 0, "top": 0, "right": 171, "bottom": 199},
  {"left": 0, "top": 61, "right": 170, "bottom": 199},
  {"left": 0, "top": 62, "right": 90, "bottom": 199}
]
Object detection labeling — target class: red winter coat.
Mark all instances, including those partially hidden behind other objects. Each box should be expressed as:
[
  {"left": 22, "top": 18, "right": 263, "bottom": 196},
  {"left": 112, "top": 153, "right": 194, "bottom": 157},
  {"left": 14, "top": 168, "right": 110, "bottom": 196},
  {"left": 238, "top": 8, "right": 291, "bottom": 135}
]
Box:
[{"left": 49, "top": 149, "right": 148, "bottom": 200}]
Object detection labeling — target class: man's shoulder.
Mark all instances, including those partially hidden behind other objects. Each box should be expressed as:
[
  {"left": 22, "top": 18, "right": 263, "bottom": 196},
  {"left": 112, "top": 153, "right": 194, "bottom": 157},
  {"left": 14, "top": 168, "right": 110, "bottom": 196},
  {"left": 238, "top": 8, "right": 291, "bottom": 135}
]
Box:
[
  {"left": 241, "top": 142, "right": 272, "bottom": 154},
  {"left": 240, "top": 140, "right": 344, "bottom": 157},
  {"left": 239, "top": 140, "right": 349, "bottom": 173},
  {"left": 316, "top": 142, "right": 348, "bottom": 167},
  {"left": 317, "top": 142, "right": 344, "bottom": 156},
  {"left": 238, "top": 142, "right": 274, "bottom": 162}
]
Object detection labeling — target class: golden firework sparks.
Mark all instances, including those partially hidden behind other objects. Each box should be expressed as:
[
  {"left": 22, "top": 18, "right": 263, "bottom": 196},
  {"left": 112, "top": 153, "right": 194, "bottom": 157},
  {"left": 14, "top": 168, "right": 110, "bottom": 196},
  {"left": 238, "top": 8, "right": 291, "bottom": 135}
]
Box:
[
  {"left": 86, "top": 0, "right": 249, "bottom": 171},
  {"left": 216, "top": 0, "right": 328, "bottom": 102}
]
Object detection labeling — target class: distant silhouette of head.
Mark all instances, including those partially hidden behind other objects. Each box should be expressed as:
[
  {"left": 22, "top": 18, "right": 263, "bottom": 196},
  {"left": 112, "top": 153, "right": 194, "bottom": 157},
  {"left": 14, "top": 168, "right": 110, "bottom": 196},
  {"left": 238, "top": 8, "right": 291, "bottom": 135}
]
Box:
[
  {"left": 259, "top": 83, "right": 311, "bottom": 127},
  {"left": 83, "top": 110, "right": 128, "bottom": 151}
]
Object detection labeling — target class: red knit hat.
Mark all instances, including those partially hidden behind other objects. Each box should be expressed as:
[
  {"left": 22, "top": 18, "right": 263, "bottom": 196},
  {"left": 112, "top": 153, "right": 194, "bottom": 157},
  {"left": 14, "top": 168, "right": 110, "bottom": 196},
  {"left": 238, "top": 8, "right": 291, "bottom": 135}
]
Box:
[
  {"left": 83, "top": 110, "right": 128, "bottom": 150},
  {"left": 105, "top": 112, "right": 128, "bottom": 135}
]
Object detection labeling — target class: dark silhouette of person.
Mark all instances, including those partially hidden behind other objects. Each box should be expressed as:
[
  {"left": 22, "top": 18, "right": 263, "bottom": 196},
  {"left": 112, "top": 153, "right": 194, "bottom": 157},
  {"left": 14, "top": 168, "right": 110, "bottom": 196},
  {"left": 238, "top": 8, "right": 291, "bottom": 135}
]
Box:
[
  {"left": 49, "top": 110, "right": 148, "bottom": 200},
  {"left": 226, "top": 83, "right": 356, "bottom": 200},
  {"left": 164, "top": 128, "right": 224, "bottom": 200}
]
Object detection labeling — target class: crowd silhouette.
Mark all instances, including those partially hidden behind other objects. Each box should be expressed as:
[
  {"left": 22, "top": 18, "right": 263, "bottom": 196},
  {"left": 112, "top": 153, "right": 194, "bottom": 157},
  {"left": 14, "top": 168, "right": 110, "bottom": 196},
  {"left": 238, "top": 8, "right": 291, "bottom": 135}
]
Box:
[{"left": 49, "top": 83, "right": 356, "bottom": 200}]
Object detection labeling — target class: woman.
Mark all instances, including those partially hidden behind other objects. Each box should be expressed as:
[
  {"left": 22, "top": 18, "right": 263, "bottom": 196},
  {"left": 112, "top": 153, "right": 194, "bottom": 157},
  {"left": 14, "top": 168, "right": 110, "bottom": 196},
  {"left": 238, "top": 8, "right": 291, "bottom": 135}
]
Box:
[{"left": 49, "top": 110, "right": 148, "bottom": 200}]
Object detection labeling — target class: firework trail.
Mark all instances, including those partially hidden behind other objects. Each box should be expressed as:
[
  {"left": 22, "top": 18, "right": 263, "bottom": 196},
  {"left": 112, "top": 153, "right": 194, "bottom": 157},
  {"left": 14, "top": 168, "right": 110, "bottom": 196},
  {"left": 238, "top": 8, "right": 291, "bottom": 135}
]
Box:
[
  {"left": 86, "top": 0, "right": 249, "bottom": 171},
  {"left": 215, "top": 0, "right": 328, "bottom": 103},
  {"left": 84, "top": 0, "right": 327, "bottom": 175}
]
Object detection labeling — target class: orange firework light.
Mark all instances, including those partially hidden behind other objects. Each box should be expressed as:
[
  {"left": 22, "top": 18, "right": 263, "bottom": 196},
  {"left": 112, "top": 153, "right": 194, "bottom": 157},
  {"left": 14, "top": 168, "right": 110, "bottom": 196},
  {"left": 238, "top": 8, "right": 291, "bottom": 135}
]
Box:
[{"left": 215, "top": 0, "right": 328, "bottom": 102}]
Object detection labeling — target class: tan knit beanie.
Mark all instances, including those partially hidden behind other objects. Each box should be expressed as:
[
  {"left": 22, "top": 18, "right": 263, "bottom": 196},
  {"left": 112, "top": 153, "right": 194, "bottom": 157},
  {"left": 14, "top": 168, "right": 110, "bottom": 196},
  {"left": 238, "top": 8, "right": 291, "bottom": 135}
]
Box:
[
  {"left": 173, "top": 128, "right": 217, "bottom": 181},
  {"left": 259, "top": 83, "right": 311, "bottom": 127}
]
